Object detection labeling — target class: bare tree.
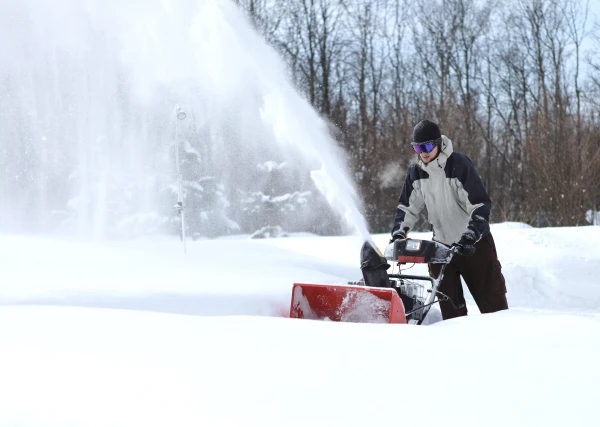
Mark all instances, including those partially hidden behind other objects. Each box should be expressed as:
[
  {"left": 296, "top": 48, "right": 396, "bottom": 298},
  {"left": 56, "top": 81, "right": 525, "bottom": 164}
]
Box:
[
  {"left": 231, "top": 0, "right": 600, "bottom": 232},
  {"left": 231, "top": 0, "right": 284, "bottom": 44}
]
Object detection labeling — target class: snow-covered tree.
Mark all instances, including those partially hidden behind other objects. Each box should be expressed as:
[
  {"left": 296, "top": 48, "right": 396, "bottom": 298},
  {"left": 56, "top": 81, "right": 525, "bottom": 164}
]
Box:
[{"left": 239, "top": 161, "right": 312, "bottom": 237}]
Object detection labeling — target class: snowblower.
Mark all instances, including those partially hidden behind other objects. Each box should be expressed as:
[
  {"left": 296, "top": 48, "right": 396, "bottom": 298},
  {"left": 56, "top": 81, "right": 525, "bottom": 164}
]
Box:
[{"left": 289, "top": 238, "right": 458, "bottom": 325}]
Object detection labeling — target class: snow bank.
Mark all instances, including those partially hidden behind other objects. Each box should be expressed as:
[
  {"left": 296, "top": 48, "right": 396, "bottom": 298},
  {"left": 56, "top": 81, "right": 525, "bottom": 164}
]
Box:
[
  {"left": 0, "top": 306, "right": 598, "bottom": 427},
  {"left": 1, "top": 223, "right": 599, "bottom": 317},
  {"left": 0, "top": 223, "right": 599, "bottom": 425}
]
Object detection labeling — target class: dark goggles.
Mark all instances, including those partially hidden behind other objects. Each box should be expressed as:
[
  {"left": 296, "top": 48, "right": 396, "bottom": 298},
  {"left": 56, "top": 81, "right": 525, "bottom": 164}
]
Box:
[{"left": 411, "top": 137, "right": 441, "bottom": 154}]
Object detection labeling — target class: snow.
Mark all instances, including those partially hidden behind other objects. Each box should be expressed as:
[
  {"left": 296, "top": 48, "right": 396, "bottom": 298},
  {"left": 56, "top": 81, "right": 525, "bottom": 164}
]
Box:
[
  {"left": 586, "top": 209, "right": 600, "bottom": 225},
  {"left": 338, "top": 289, "right": 392, "bottom": 323},
  {"left": 0, "top": 223, "right": 599, "bottom": 426},
  {"left": 257, "top": 160, "right": 287, "bottom": 172}
]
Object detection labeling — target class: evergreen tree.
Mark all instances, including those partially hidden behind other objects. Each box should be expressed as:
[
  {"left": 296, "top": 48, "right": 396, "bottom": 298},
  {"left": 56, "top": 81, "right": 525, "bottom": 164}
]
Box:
[{"left": 239, "top": 161, "right": 311, "bottom": 238}]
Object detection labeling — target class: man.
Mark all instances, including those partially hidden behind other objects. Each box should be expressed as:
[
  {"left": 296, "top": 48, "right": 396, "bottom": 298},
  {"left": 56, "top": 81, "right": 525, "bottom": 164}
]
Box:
[{"left": 391, "top": 119, "right": 508, "bottom": 320}]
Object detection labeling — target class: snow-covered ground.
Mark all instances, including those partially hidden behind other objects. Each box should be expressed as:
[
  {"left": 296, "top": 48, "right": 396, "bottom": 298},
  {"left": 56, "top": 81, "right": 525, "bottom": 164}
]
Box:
[{"left": 1, "top": 223, "right": 599, "bottom": 426}]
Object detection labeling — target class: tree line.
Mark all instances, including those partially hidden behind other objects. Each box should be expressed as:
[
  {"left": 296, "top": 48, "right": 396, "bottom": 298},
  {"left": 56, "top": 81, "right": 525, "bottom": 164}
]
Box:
[{"left": 233, "top": 0, "right": 600, "bottom": 232}]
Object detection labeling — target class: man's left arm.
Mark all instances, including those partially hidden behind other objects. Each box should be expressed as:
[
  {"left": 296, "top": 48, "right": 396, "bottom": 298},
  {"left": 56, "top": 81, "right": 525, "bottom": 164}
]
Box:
[{"left": 457, "top": 157, "right": 492, "bottom": 243}]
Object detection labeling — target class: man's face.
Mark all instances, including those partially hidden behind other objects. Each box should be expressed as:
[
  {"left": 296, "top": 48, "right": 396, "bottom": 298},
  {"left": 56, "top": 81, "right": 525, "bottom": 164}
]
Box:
[{"left": 419, "top": 145, "right": 439, "bottom": 164}]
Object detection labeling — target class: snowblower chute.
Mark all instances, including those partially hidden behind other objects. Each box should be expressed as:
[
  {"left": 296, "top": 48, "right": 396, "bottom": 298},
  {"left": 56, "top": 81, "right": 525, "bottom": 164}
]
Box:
[{"left": 290, "top": 283, "right": 406, "bottom": 324}]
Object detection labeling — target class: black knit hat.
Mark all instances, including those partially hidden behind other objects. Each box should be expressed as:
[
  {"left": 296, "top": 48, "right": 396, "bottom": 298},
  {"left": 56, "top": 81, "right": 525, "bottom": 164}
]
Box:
[{"left": 412, "top": 119, "right": 441, "bottom": 143}]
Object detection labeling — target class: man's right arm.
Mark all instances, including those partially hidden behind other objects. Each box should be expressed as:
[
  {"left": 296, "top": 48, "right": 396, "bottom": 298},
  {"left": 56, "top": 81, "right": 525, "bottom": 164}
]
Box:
[{"left": 391, "top": 166, "right": 425, "bottom": 240}]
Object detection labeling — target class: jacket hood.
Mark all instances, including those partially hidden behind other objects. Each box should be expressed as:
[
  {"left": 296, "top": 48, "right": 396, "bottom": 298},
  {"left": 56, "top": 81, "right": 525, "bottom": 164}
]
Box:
[{"left": 418, "top": 135, "right": 454, "bottom": 170}]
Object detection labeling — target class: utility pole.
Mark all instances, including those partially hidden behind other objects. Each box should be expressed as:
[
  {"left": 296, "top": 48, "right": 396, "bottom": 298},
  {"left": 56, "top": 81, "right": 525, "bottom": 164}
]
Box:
[{"left": 173, "top": 104, "right": 187, "bottom": 254}]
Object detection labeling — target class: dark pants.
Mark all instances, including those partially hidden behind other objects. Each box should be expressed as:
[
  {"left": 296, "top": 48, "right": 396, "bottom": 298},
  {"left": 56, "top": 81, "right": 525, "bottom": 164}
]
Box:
[{"left": 429, "top": 233, "right": 508, "bottom": 320}]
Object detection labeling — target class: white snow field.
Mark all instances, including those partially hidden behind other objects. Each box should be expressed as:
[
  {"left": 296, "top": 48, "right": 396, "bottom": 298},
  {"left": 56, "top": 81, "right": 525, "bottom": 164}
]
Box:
[{"left": 1, "top": 223, "right": 599, "bottom": 427}]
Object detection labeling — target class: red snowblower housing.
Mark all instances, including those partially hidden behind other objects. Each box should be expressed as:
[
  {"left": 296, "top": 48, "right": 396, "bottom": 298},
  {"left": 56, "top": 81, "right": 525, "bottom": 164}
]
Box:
[
  {"left": 289, "top": 238, "right": 456, "bottom": 325},
  {"left": 290, "top": 282, "right": 406, "bottom": 323}
]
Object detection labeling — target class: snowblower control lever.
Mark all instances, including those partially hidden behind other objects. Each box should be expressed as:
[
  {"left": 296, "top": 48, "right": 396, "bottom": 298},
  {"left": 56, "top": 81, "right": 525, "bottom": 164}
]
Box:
[{"left": 384, "top": 238, "right": 455, "bottom": 265}]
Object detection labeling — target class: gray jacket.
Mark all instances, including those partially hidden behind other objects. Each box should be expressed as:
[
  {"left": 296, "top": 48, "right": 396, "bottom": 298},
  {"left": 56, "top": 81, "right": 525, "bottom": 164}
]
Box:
[{"left": 391, "top": 136, "right": 491, "bottom": 246}]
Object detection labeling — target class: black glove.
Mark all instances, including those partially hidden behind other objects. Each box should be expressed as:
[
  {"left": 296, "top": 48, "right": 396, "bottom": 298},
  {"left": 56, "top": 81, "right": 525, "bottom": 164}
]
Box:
[
  {"left": 390, "top": 227, "right": 409, "bottom": 244},
  {"left": 455, "top": 230, "right": 477, "bottom": 256}
]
